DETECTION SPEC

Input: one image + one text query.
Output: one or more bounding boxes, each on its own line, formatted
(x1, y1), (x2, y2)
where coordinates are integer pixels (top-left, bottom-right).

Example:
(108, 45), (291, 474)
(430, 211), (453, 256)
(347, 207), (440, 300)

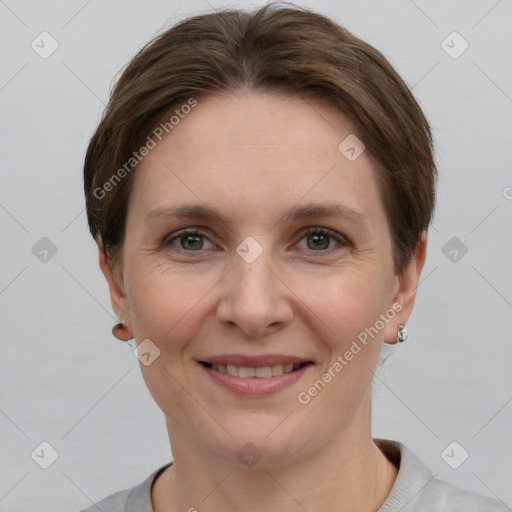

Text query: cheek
(139, 361), (211, 443)
(294, 264), (391, 348)
(124, 254), (392, 442)
(293, 270), (388, 418)
(126, 252), (392, 357)
(123, 261), (208, 416)
(125, 259), (220, 343)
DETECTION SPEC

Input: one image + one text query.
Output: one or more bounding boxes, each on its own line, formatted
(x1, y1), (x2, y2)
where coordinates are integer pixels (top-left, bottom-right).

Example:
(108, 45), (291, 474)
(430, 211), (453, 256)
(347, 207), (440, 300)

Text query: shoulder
(78, 463), (172, 512)
(79, 486), (133, 512)
(376, 439), (509, 512)
(416, 477), (510, 511)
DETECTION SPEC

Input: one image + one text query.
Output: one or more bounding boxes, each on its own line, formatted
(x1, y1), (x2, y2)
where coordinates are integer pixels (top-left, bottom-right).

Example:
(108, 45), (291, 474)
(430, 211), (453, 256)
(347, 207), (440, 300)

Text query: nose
(215, 249), (294, 339)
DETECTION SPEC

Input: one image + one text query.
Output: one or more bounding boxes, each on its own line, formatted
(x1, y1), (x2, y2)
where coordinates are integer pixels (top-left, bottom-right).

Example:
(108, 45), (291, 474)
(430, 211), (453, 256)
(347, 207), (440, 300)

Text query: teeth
(208, 362), (306, 378)
(271, 364), (283, 377)
(255, 366), (272, 378)
(226, 364), (238, 376)
(238, 366), (255, 378)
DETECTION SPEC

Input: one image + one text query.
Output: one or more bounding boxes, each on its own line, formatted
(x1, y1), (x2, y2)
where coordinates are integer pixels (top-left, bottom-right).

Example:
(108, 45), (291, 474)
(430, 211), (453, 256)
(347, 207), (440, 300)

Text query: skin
(99, 91), (427, 512)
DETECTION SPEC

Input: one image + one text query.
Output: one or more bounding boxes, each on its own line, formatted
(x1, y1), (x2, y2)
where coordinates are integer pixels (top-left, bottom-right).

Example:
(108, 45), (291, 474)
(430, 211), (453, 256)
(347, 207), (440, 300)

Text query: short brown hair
(84, 2), (436, 275)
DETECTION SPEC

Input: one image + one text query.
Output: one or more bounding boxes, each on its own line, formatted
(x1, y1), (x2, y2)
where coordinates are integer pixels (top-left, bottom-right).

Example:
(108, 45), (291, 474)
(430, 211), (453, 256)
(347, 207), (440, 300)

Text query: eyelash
(162, 227), (350, 255)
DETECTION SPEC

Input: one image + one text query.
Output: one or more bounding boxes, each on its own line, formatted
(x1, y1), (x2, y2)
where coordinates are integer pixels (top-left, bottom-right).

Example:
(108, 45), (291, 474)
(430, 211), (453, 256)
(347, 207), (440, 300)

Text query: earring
(397, 323), (408, 343)
(112, 321), (133, 342)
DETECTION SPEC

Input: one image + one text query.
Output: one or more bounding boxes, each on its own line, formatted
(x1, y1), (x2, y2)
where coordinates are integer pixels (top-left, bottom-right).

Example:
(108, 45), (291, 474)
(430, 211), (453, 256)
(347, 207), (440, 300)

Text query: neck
(152, 400), (398, 512)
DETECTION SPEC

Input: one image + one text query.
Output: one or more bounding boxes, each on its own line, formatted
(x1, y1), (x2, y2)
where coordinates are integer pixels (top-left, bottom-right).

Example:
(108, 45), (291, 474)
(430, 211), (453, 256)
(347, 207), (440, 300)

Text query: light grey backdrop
(1, 0), (511, 510)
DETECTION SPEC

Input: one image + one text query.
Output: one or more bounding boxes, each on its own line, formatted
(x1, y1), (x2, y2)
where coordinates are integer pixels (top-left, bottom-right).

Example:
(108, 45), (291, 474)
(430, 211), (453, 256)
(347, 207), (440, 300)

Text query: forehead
(127, 92), (386, 228)
(161, 92), (355, 162)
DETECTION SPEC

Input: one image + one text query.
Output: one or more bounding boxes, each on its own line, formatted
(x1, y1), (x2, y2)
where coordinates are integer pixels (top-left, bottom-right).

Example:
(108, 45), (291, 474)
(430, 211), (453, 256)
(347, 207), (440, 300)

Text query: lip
(197, 355), (313, 397)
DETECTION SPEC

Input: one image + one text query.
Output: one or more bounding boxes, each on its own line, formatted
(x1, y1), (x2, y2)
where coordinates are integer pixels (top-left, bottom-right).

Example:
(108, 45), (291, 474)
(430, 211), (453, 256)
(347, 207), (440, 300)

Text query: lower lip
(200, 364), (311, 397)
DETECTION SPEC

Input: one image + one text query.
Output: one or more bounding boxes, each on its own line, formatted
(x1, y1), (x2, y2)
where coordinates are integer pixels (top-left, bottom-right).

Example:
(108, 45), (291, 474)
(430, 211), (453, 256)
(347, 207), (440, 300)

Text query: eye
(163, 229), (215, 252)
(163, 227), (349, 254)
(294, 227), (349, 252)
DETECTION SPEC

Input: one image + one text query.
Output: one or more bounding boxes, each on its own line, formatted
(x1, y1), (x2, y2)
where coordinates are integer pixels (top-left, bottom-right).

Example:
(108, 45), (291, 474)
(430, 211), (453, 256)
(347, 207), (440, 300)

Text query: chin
(196, 412), (318, 470)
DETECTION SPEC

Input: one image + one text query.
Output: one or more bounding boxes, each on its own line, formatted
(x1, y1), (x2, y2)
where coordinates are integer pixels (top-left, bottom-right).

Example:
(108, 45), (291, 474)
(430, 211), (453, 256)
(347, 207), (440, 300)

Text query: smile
(198, 357), (314, 396)
(200, 362), (310, 378)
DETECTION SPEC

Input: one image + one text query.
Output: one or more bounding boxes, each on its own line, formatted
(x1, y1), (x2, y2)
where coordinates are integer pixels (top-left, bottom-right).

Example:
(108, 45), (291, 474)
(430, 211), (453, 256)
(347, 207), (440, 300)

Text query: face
(101, 92), (423, 468)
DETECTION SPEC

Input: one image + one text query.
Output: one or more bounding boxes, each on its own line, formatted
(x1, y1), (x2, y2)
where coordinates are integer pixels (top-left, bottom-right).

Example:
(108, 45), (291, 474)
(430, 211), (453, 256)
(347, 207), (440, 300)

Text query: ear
(383, 231), (427, 344)
(97, 241), (133, 337)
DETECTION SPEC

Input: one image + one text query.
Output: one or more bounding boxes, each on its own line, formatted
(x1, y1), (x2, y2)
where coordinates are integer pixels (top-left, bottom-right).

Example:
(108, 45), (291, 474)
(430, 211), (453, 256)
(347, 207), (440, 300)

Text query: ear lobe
(383, 231), (428, 344)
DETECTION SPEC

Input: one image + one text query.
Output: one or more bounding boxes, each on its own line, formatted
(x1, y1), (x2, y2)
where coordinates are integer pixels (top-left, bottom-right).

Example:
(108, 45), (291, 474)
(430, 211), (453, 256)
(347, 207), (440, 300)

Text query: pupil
(182, 235), (203, 250)
(309, 233), (329, 250)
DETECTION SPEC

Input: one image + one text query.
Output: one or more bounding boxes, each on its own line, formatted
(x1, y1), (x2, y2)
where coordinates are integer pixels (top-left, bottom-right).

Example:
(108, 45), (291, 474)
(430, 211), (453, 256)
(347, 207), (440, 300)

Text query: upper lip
(199, 354), (313, 367)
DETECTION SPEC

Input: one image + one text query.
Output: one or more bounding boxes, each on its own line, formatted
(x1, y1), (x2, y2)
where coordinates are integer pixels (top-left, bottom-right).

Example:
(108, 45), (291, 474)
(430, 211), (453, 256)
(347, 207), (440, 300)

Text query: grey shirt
(79, 439), (509, 511)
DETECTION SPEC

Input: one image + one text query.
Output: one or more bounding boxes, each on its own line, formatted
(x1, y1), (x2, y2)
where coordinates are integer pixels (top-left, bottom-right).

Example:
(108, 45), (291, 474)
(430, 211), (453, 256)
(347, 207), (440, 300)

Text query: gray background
(0, 0), (511, 510)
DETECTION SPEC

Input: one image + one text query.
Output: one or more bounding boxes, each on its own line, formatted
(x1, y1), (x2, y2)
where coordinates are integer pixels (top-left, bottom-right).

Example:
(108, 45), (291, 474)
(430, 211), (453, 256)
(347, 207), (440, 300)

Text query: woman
(81, 3), (508, 511)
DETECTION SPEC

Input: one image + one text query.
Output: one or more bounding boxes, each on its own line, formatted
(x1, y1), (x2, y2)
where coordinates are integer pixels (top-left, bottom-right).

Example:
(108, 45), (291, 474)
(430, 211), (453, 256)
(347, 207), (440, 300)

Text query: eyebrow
(144, 203), (368, 227)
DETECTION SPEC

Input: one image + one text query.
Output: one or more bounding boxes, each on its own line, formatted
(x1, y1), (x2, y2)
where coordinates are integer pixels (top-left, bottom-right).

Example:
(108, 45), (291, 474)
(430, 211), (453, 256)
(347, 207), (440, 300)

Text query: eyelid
(162, 226), (350, 252)
(162, 227), (216, 249)
(295, 226), (350, 248)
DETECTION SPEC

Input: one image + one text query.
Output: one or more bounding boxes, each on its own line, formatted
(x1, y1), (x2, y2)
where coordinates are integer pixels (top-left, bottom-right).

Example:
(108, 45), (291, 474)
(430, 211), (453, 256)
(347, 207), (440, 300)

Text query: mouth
(197, 356), (314, 396)
(199, 361), (312, 378)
